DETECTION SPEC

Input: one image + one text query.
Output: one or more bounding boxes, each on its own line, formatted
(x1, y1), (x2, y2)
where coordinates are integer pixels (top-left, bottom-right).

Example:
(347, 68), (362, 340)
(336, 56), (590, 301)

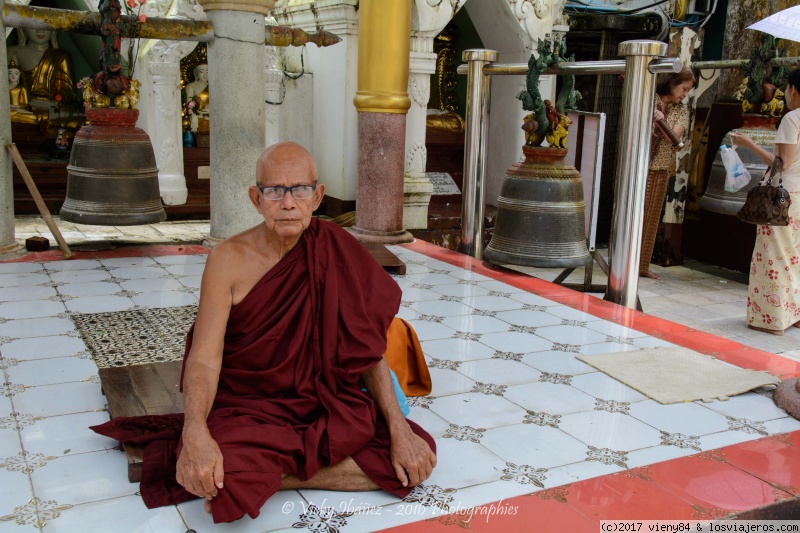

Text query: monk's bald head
(256, 142), (318, 186)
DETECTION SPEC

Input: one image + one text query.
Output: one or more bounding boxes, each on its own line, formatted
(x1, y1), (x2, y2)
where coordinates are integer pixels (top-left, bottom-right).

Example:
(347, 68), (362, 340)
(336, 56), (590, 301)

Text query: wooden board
(99, 362), (183, 483)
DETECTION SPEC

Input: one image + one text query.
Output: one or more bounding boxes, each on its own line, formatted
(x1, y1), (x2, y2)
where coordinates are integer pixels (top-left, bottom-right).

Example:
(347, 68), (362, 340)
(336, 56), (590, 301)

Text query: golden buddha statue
(7, 28), (75, 121)
(8, 59), (38, 124)
(426, 21), (464, 134)
(184, 63), (209, 133)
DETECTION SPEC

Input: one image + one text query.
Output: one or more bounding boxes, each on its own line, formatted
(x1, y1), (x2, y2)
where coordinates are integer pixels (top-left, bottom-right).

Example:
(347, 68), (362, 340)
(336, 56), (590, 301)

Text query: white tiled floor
(1, 242), (799, 532)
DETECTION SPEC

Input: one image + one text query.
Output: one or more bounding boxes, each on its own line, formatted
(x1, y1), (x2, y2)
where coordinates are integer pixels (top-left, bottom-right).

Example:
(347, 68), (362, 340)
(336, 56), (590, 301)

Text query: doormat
(577, 347), (780, 404)
(72, 305), (197, 369)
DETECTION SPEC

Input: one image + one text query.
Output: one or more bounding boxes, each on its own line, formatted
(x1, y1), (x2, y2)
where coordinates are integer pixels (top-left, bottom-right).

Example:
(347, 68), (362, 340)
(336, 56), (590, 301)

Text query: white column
(264, 42), (281, 148)
(403, 35), (436, 230)
(137, 41), (199, 206)
(0, 12), (22, 257)
(200, 6), (268, 244)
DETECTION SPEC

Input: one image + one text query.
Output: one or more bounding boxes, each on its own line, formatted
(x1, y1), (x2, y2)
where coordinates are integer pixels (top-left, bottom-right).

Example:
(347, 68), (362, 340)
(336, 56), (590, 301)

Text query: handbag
(736, 156), (791, 226)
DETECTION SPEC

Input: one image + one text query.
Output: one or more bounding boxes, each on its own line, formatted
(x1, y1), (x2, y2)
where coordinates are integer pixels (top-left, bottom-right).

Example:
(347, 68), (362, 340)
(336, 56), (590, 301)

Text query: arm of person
(362, 358), (437, 487)
(730, 132), (775, 166)
(175, 246), (234, 500)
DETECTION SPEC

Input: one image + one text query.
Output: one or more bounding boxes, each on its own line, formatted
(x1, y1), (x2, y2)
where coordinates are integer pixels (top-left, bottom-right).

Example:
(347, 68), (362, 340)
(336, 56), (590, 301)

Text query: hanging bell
(699, 115), (777, 215)
(60, 108), (166, 226)
(484, 145), (591, 268)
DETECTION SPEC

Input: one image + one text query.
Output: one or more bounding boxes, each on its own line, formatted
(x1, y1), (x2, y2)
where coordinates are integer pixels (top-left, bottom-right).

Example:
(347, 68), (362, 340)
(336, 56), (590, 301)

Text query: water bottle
(720, 144), (751, 192)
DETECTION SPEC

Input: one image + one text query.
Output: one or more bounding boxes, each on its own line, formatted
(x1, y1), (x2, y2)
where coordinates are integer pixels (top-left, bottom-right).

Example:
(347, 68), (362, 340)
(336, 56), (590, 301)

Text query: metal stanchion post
(604, 40), (668, 309)
(460, 49), (498, 260)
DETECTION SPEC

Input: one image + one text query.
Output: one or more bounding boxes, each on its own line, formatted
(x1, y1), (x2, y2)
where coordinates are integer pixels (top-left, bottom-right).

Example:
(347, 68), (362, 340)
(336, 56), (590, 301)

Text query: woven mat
(72, 305), (197, 369)
(577, 347), (780, 404)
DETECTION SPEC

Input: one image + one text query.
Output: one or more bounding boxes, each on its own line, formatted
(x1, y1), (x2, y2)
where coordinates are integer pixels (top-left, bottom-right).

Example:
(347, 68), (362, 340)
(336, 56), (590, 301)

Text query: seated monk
(91, 142), (436, 524)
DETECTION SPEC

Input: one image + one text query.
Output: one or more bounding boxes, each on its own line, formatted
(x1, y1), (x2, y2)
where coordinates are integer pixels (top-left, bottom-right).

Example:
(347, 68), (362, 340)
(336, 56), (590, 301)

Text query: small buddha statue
(7, 28), (75, 121)
(8, 60), (38, 124)
(184, 63), (209, 133)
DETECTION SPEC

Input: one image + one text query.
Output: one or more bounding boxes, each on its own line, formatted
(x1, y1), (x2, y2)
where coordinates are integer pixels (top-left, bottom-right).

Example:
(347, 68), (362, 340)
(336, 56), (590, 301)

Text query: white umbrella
(747, 5), (800, 43)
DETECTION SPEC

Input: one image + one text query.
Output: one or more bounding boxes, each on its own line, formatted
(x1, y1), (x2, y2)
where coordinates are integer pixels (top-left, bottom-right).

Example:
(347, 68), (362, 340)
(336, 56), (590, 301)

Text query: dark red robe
(91, 218), (435, 523)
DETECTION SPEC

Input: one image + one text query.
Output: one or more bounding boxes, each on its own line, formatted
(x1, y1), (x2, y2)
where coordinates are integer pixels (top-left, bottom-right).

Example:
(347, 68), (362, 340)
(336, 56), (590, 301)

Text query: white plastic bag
(720, 143), (752, 192)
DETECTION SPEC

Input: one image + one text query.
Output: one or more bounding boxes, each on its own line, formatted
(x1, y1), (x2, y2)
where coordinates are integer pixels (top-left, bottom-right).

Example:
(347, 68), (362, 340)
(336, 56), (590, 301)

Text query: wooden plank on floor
(98, 367), (148, 483)
(128, 363), (182, 416)
(153, 361), (184, 412)
(363, 242), (406, 275)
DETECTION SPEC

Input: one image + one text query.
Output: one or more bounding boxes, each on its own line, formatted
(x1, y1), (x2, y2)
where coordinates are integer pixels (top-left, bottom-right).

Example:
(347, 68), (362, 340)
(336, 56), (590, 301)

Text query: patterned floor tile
(63, 296), (136, 315)
(6, 357), (99, 387)
(0, 300), (66, 320)
(11, 382), (105, 418)
(19, 411), (116, 458)
(423, 438), (506, 488)
(48, 270), (112, 285)
(0, 336), (87, 361)
(421, 337), (495, 362)
(428, 392), (526, 429)
(0, 318), (76, 339)
(40, 495), (184, 533)
(57, 282), (123, 298)
(521, 351), (597, 375)
(0, 273), (51, 289)
(478, 331), (552, 354)
(179, 489), (309, 533)
(481, 423), (589, 470)
(404, 320), (455, 342)
(494, 308), (565, 327)
(503, 381), (597, 416)
(558, 410), (664, 452)
(427, 368), (476, 397)
(30, 450), (138, 506)
(43, 260), (102, 272)
(456, 358), (542, 386)
(568, 372), (648, 402)
(534, 325), (609, 345)
(462, 295), (526, 313)
(0, 285), (57, 303)
(627, 400), (732, 436)
(99, 257), (160, 269)
(699, 392), (792, 422)
(441, 314), (510, 335)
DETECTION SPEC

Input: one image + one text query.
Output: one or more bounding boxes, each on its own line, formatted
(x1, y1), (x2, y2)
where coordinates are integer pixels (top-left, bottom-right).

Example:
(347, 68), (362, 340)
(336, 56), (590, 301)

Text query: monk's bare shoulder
(204, 225), (276, 306)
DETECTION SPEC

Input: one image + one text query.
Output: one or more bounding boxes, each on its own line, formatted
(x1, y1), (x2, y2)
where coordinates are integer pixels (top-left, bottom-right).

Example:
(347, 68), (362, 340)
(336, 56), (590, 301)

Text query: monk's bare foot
(640, 271), (661, 280)
(204, 498), (212, 513)
(748, 324), (784, 336)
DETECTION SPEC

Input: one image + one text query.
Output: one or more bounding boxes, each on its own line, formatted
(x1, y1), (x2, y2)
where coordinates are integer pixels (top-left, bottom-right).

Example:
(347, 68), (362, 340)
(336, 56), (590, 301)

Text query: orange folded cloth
(384, 317), (432, 396)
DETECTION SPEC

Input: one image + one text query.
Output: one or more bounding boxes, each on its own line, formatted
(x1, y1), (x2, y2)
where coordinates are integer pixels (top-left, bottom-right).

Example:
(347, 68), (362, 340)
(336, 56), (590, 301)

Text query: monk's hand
(176, 425), (225, 500)
(390, 424), (437, 488)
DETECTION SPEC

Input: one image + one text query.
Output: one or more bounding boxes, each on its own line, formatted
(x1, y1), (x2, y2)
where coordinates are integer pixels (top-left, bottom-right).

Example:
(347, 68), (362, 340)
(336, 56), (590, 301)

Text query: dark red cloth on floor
(91, 219), (435, 523)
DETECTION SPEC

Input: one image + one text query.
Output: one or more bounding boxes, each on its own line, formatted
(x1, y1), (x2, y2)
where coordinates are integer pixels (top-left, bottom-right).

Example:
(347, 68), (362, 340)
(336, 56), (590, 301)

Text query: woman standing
(640, 68), (696, 279)
(732, 68), (800, 335)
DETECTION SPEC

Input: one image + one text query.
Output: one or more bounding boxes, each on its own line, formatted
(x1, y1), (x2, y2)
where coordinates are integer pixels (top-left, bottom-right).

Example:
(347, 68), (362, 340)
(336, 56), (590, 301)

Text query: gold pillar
(353, 0), (411, 114)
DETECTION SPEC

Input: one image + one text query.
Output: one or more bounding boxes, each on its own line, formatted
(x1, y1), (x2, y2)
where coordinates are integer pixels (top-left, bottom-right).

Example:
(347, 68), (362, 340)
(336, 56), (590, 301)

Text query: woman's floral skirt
(747, 191), (800, 331)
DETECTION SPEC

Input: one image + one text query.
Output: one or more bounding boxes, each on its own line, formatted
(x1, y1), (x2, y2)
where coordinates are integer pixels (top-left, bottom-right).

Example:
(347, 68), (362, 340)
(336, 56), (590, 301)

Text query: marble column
(197, 0), (272, 246)
(403, 35), (435, 230)
(349, 0), (413, 244)
(138, 41), (199, 206)
(0, 14), (23, 258)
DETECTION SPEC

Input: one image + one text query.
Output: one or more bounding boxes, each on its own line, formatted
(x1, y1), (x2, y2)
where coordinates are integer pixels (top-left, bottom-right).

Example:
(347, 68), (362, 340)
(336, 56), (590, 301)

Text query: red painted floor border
(402, 240), (800, 380)
(379, 430), (800, 533)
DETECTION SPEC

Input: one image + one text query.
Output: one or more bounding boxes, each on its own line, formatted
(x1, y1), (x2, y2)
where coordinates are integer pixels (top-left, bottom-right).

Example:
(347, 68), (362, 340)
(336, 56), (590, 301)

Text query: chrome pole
(460, 49), (498, 260)
(604, 40), (668, 309)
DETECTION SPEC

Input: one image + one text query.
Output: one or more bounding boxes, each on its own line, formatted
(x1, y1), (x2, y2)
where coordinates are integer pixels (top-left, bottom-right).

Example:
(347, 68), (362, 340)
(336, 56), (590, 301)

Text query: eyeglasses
(256, 184), (317, 201)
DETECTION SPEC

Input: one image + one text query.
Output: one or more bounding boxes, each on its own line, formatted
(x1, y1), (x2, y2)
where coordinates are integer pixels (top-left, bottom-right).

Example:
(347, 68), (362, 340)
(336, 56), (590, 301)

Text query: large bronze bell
(60, 108), (166, 226)
(484, 145), (591, 268)
(699, 115), (777, 216)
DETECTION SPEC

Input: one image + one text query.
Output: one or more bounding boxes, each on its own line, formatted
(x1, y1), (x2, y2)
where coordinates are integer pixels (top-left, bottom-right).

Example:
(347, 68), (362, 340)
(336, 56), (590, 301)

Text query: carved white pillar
(403, 35), (436, 230)
(264, 40), (281, 148)
(137, 41), (199, 205)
